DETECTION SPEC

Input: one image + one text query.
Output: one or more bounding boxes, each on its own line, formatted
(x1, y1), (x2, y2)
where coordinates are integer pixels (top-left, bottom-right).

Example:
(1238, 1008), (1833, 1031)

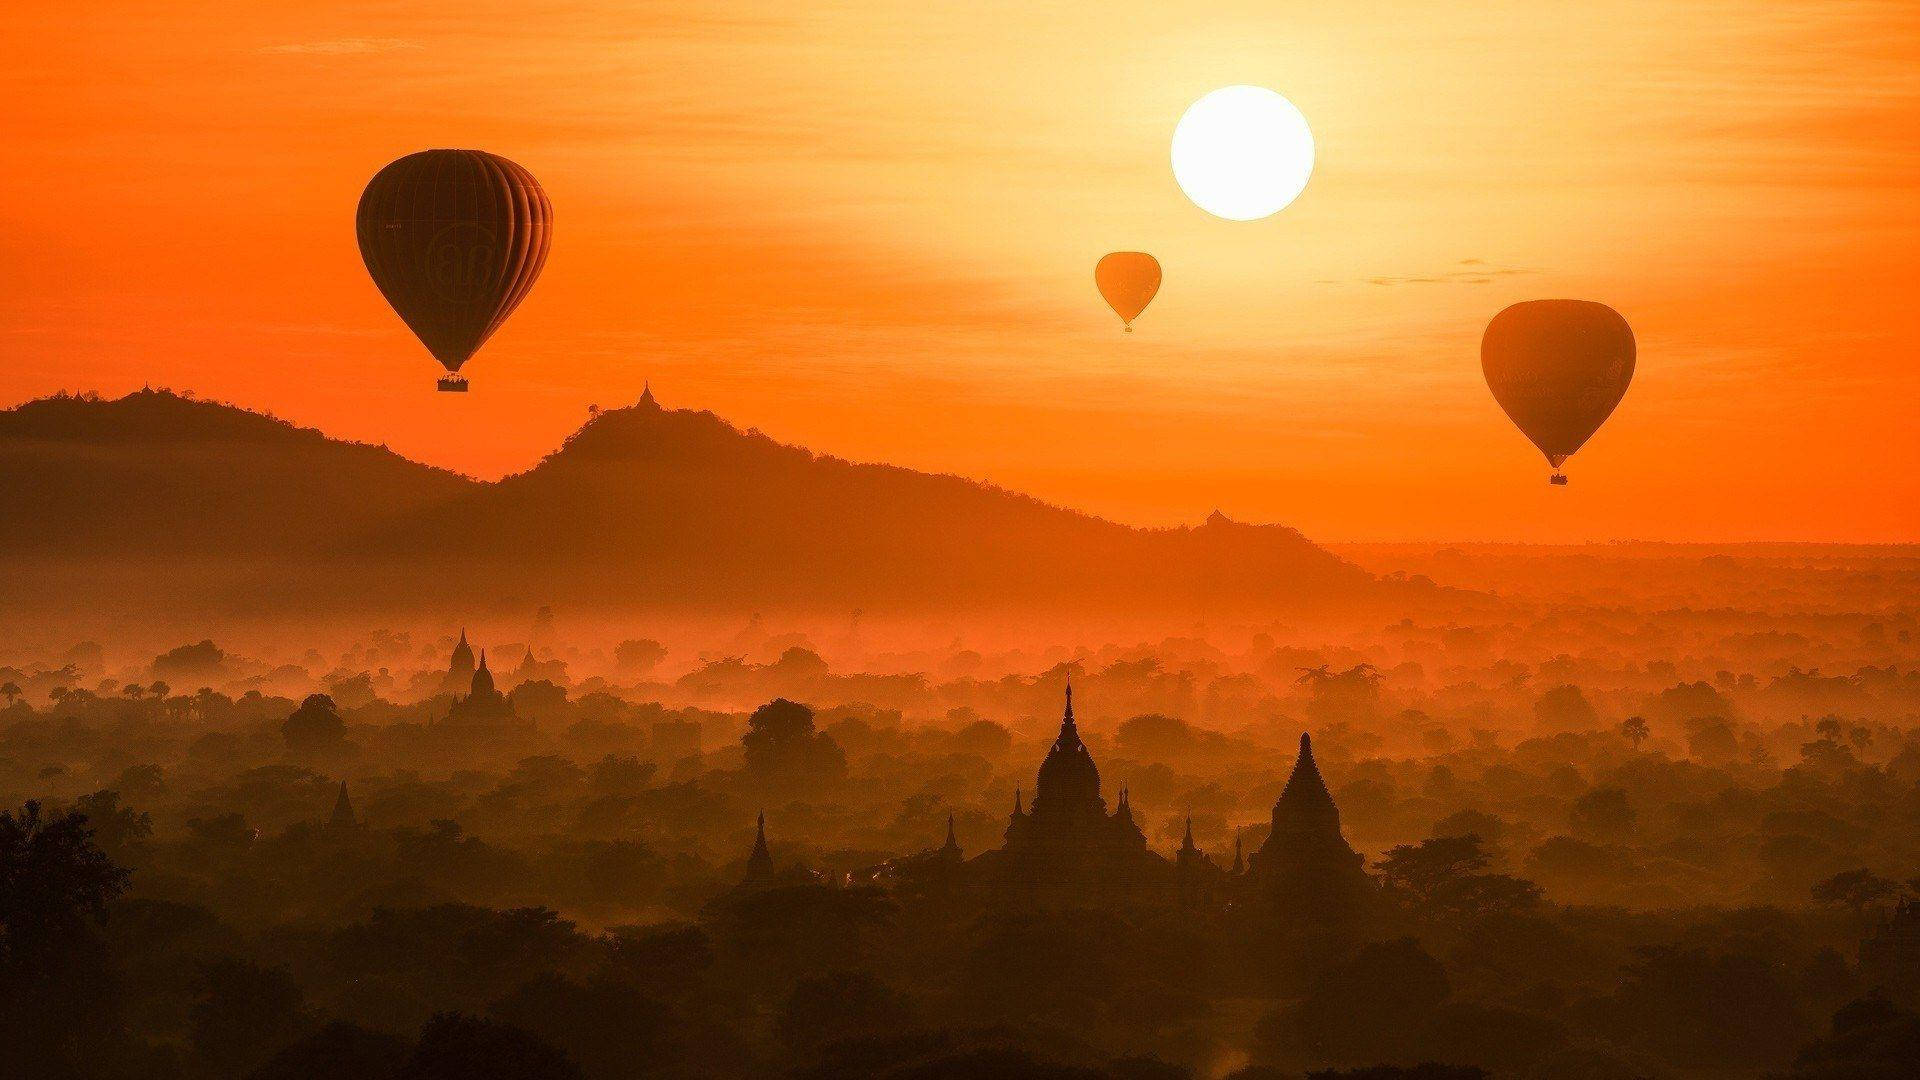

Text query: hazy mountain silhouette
(0, 389), (469, 559)
(1, 389), (1371, 617)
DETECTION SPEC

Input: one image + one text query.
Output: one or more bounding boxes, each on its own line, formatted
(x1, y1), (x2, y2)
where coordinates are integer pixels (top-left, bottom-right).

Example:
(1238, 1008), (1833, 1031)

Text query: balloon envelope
(356, 149), (552, 383)
(1481, 300), (1634, 472)
(1095, 252), (1161, 330)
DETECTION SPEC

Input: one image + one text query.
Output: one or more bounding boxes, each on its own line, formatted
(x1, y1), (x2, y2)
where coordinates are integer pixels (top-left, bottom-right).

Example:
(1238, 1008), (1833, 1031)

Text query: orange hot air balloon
(1095, 252), (1161, 332)
(356, 150), (553, 392)
(1482, 300), (1635, 485)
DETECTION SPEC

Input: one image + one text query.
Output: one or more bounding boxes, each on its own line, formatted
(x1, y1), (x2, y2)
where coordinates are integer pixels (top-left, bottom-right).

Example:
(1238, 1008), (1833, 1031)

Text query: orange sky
(4, 1), (1917, 542)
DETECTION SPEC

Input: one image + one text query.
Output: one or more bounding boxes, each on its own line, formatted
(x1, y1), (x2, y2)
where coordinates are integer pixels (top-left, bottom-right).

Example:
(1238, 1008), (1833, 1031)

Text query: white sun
(1171, 85), (1315, 221)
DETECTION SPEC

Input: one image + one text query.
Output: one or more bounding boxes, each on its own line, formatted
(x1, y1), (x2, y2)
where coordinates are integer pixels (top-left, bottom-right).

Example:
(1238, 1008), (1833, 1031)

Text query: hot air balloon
(1095, 252), (1161, 332)
(356, 150), (552, 392)
(1481, 300), (1634, 485)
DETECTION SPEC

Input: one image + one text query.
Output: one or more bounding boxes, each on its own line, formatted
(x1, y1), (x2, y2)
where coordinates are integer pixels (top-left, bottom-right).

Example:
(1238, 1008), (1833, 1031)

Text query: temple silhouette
(440, 628), (476, 694)
(438, 638), (527, 730)
(1251, 730), (1374, 922)
(968, 684), (1164, 902)
(743, 685), (1374, 919)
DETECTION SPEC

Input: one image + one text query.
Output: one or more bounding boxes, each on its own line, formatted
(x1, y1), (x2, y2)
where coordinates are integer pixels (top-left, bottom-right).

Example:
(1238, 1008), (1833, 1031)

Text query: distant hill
(0, 389), (471, 560)
(1, 388), (1372, 618)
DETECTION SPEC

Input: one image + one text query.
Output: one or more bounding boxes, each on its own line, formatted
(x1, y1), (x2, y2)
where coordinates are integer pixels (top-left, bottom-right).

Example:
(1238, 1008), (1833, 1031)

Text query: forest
(3, 545), (1917, 1079)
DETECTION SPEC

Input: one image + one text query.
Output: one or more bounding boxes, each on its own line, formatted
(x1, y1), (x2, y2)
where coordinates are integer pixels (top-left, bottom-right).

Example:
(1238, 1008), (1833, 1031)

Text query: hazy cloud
(260, 38), (422, 56)
(1317, 260), (1539, 287)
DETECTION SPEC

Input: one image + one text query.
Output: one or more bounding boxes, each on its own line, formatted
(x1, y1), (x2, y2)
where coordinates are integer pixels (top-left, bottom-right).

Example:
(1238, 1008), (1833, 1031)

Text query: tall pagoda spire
(743, 811), (774, 885)
(1180, 816), (1198, 855)
(1054, 681), (1081, 750)
(329, 780), (356, 828)
(941, 813), (961, 857)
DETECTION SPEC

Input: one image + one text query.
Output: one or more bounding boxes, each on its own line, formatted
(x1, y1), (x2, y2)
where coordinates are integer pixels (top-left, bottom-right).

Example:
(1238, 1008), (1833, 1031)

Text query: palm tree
(0, 681), (19, 706)
(1619, 715), (1650, 750)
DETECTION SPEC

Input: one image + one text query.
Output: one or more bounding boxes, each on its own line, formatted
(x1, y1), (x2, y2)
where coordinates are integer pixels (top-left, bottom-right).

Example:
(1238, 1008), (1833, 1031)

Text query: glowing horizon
(3, 1), (1916, 543)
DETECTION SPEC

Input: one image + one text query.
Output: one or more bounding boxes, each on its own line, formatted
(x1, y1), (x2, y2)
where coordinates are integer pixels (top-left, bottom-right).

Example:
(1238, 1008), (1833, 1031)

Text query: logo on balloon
(426, 223), (500, 303)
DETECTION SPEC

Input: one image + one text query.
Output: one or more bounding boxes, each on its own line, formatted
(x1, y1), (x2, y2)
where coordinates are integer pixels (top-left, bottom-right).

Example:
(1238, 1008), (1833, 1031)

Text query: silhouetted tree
(777, 971), (918, 1058)
(1568, 788), (1635, 840)
(1532, 685), (1597, 733)
(509, 679), (568, 724)
(489, 973), (679, 1078)
(0, 800), (133, 1075)
(405, 1012), (582, 1080)
(191, 958), (313, 1074)
(1783, 996), (1920, 1080)
(282, 693), (346, 752)
(1263, 938), (1451, 1067)
(1685, 716), (1740, 764)
(1587, 946), (1806, 1070)
(1375, 835), (1541, 921)
(71, 790), (152, 860)
(1305, 1060), (1482, 1068)
(247, 1021), (410, 1080)
(742, 698), (846, 783)
(614, 638), (668, 676)
(1617, 715), (1650, 750)
(1812, 869), (1900, 918)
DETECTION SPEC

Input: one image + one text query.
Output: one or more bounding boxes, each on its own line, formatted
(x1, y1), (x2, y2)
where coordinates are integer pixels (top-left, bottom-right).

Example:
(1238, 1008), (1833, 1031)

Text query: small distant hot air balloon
(356, 149), (553, 392)
(1095, 252), (1161, 332)
(1481, 300), (1635, 485)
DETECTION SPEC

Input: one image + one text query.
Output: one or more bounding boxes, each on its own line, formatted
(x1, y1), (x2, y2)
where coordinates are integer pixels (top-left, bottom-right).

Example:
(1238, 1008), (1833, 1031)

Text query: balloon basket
(437, 375), (469, 393)
(1549, 473), (1568, 486)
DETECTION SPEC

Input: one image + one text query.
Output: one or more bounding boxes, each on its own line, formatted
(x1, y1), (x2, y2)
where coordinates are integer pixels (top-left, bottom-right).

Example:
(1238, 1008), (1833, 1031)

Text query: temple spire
(1279, 731), (1335, 812)
(1181, 816), (1198, 854)
(743, 811), (773, 885)
(1053, 682), (1082, 752)
(329, 780), (356, 828)
(1231, 832), (1245, 874)
(941, 813), (961, 854)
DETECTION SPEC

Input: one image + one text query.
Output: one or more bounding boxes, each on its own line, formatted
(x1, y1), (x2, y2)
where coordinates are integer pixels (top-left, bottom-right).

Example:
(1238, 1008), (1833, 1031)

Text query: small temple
(327, 780), (357, 828)
(443, 646), (524, 729)
(1250, 732), (1373, 922)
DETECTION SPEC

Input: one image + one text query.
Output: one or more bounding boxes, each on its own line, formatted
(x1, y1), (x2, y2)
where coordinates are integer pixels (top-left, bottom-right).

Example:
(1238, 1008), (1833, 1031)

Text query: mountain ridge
(2, 388), (1372, 617)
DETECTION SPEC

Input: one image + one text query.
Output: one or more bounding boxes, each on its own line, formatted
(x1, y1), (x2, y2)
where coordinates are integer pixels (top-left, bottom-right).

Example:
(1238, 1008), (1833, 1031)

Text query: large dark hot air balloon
(1095, 252), (1161, 332)
(1482, 300), (1634, 485)
(356, 150), (552, 392)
